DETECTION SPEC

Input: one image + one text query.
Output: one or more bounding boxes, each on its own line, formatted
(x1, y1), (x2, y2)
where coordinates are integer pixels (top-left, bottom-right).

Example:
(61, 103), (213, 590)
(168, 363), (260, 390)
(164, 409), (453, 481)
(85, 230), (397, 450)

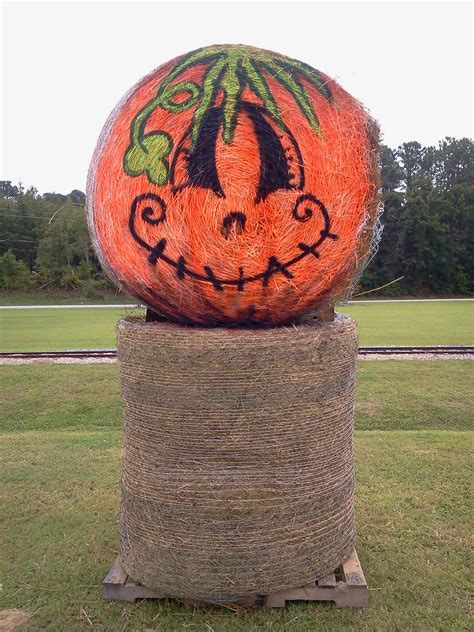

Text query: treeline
(0, 136), (472, 296)
(0, 184), (109, 297)
(360, 137), (473, 295)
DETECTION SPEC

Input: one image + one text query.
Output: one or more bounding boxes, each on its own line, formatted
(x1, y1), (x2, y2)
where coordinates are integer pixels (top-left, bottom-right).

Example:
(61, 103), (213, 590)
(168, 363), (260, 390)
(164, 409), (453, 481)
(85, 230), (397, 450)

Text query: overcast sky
(1, 0), (472, 194)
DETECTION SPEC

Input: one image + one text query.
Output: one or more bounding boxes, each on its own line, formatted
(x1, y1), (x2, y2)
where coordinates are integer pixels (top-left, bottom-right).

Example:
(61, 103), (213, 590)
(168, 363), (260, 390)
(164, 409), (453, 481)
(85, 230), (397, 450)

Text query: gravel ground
(0, 357), (118, 365)
(358, 353), (473, 361)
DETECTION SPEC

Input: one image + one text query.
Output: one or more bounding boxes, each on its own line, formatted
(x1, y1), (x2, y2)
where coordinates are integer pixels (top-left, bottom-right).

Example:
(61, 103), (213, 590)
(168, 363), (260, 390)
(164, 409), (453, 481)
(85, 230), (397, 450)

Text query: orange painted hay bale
(87, 44), (381, 325)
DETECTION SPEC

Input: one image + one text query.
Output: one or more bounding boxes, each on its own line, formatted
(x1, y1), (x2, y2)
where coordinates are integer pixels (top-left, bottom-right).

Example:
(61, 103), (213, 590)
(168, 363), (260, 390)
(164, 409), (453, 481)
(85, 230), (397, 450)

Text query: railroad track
(1, 346), (473, 360)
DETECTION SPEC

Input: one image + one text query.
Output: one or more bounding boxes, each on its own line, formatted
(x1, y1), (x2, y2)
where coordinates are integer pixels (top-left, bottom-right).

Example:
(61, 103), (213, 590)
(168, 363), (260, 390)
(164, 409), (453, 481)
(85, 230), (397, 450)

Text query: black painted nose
(221, 212), (247, 239)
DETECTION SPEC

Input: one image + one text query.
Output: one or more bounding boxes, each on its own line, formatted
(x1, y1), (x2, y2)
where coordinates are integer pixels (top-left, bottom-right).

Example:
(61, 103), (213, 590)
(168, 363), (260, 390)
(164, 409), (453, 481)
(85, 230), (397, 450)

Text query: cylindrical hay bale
(118, 314), (357, 600)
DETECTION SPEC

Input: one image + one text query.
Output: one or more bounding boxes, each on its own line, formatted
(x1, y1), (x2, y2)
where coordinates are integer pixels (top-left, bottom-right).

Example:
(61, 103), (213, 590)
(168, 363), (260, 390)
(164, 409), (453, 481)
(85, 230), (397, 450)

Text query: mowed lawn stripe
(1, 301), (473, 351)
(1, 361), (472, 433)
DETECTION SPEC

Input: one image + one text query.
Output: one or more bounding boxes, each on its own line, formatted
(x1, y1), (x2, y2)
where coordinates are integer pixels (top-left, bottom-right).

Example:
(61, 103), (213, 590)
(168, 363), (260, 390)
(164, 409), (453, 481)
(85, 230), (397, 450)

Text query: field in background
(1, 360), (471, 630)
(1, 300), (473, 351)
(0, 306), (141, 352)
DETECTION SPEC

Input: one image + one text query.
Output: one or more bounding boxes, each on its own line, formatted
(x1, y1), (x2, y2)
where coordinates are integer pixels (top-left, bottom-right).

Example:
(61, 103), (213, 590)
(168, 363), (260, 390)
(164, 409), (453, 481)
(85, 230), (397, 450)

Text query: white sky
(1, 0), (472, 194)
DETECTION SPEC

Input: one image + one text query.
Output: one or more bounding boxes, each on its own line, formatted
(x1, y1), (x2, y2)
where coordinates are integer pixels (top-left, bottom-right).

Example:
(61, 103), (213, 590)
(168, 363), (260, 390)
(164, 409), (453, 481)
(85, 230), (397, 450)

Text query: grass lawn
(0, 306), (145, 352)
(0, 289), (136, 306)
(1, 301), (473, 351)
(342, 300), (474, 346)
(0, 361), (472, 630)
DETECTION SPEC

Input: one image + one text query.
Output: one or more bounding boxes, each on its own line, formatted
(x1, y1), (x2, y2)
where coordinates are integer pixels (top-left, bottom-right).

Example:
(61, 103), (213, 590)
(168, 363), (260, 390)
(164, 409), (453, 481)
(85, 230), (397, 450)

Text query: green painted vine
(123, 45), (333, 185)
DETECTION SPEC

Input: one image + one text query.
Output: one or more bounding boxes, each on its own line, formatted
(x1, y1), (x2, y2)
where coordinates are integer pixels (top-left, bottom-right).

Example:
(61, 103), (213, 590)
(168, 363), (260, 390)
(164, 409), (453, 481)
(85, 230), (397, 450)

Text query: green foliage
(360, 136), (473, 295)
(0, 182), (112, 292)
(0, 249), (33, 290)
(36, 201), (95, 289)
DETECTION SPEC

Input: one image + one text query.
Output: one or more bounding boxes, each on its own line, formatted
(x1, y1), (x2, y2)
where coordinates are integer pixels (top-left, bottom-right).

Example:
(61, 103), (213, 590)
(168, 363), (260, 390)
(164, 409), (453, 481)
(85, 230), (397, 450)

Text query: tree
(360, 137), (473, 295)
(0, 183), (53, 270)
(36, 200), (95, 288)
(0, 249), (33, 290)
(0, 181), (20, 198)
(397, 141), (424, 188)
(69, 190), (86, 205)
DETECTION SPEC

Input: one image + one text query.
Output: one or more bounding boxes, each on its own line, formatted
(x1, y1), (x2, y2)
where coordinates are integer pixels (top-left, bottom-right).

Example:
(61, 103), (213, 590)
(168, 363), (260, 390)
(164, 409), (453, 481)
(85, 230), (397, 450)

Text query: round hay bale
(118, 314), (357, 600)
(88, 44), (381, 326)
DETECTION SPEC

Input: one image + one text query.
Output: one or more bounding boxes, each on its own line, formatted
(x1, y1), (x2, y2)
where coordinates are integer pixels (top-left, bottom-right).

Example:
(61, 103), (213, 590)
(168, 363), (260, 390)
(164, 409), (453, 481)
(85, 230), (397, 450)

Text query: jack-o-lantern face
(88, 45), (380, 325)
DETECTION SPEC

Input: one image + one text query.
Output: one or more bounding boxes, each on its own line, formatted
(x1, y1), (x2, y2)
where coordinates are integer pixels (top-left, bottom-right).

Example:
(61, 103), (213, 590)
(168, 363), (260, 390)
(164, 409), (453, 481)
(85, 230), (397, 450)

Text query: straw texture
(118, 314), (358, 600)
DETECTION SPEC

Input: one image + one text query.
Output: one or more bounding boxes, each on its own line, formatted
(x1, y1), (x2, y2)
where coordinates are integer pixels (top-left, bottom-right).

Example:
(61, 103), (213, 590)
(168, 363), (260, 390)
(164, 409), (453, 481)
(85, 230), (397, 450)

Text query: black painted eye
(170, 100), (305, 203)
(187, 107), (225, 197)
(170, 107), (225, 197)
(242, 102), (304, 203)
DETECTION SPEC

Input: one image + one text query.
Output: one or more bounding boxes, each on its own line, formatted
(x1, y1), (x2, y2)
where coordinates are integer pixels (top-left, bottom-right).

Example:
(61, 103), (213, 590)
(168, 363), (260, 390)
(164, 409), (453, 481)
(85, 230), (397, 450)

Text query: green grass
(0, 429), (471, 631)
(0, 362), (471, 630)
(342, 300), (473, 345)
(0, 301), (473, 351)
(0, 306), (145, 352)
(356, 360), (474, 431)
(0, 289), (136, 306)
(1, 362), (472, 433)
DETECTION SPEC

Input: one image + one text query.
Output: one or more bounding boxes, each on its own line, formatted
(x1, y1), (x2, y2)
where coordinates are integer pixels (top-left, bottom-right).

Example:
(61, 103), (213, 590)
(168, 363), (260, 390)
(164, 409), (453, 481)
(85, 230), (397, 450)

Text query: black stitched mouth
(129, 193), (338, 292)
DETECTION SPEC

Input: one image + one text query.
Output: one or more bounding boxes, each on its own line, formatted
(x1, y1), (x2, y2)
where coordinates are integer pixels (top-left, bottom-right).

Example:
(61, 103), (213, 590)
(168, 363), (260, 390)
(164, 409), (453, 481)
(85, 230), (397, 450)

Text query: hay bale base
(103, 549), (368, 608)
(118, 315), (358, 599)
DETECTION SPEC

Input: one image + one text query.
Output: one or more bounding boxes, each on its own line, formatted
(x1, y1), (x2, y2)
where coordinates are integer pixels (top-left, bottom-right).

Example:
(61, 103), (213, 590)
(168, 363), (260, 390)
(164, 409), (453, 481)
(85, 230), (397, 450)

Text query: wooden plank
(103, 558), (167, 602)
(334, 550), (369, 607)
(317, 572), (336, 587)
(342, 549), (367, 586)
(333, 583), (369, 608)
(103, 549), (369, 608)
(264, 584), (332, 608)
(264, 552), (369, 609)
(103, 557), (127, 586)
(264, 592), (290, 608)
(264, 582), (369, 609)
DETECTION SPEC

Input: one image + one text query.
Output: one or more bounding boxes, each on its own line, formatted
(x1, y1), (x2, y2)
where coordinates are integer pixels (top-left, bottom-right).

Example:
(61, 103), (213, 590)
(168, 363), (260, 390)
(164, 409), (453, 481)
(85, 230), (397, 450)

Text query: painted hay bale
(88, 44), (380, 325)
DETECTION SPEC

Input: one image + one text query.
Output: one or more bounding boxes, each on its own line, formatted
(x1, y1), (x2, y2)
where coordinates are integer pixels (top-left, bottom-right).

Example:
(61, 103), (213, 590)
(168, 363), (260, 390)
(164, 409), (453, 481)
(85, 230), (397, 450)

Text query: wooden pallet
(103, 549), (368, 608)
